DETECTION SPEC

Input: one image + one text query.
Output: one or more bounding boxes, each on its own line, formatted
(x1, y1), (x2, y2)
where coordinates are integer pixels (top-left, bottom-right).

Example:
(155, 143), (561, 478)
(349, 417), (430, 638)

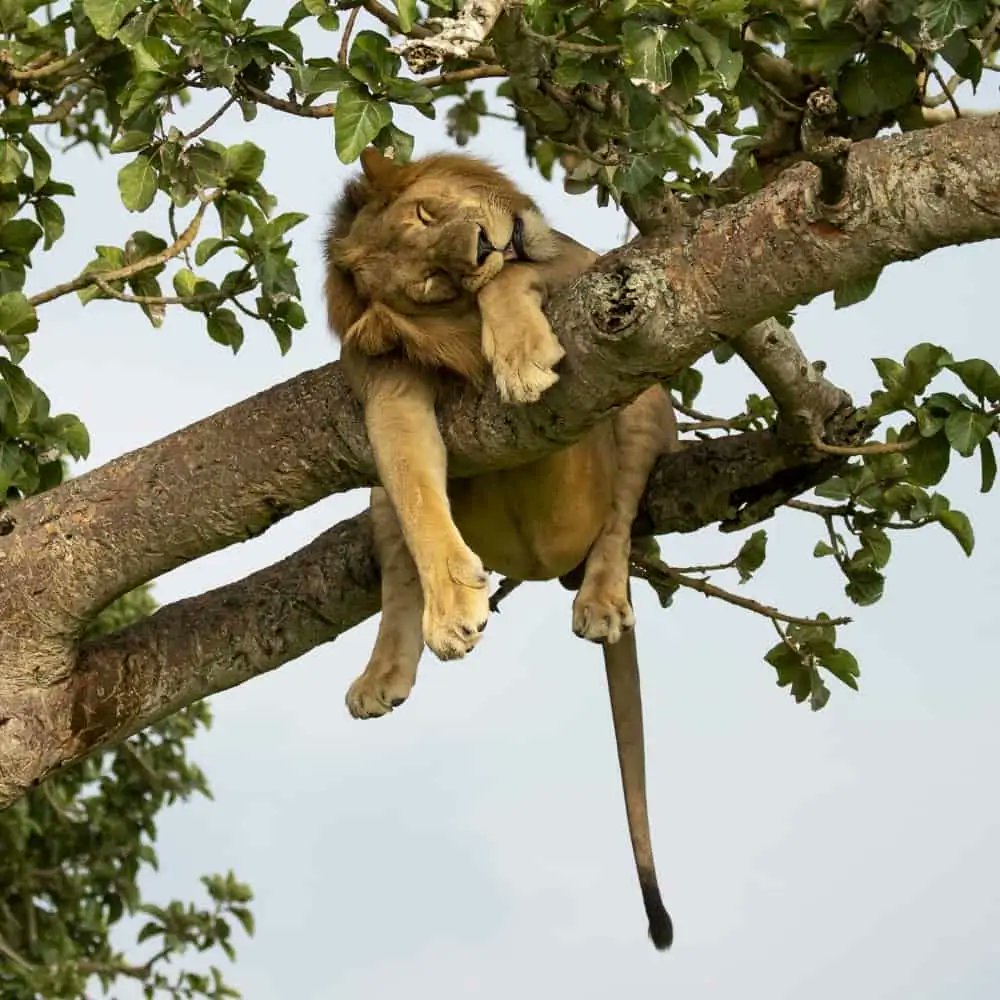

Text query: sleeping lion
(325, 148), (676, 950)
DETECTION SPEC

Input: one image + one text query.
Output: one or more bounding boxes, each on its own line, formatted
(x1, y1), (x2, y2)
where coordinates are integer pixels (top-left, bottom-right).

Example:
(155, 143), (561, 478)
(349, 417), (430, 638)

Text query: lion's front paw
(483, 312), (565, 405)
(461, 252), (504, 293)
(345, 661), (416, 719)
(572, 579), (635, 645)
(422, 555), (490, 660)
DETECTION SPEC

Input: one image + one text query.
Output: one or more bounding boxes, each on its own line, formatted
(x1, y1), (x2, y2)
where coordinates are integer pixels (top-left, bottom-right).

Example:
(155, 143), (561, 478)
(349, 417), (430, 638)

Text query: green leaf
(0, 357), (35, 422)
(819, 0), (854, 27)
(207, 308), (244, 352)
(334, 87), (392, 163)
(947, 359), (1000, 402)
(21, 134), (51, 192)
(0, 292), (37, 337)
(906, 430), (950, 486)
(374, 123), (414, 163)
(117, 154), (158, 212)
(223, 142), (266, 184)
(838, 44), (916, 116)
(916, 0), (987, 40)
(0, 139), (26, 184)
(944, 407), (993, 457)
(979, 438), (996, 493)
(51, 414), (91, 460)
(844, 567), (884, 606)
(735, 530), (767, 583)
(0, 440), (21, 495)
(395, 0), (418, 32)
(34, 198), (66, 250)
(940, 29), (984, 86)
(818, 647), (860, 690)
(937, 508), (974, 555)
(622, 23), (686, 92)
(195, 238), (230, 266)
(813, 541), (835, 558)
(834, 270), (880, 309)
(349, 31), (401, 88)
(83, 0), (143, 39)
(0, 219), (42, 256)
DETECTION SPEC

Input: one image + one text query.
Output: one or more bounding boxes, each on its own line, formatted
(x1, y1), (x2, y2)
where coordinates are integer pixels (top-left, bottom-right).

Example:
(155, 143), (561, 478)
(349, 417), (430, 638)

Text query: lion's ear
(345, 303), (400, 356)
(360, 147), (403, 192)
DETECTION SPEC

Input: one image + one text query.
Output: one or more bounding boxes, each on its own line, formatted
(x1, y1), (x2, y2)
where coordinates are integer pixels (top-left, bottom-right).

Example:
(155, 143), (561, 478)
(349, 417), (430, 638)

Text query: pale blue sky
(21, 4), (1000, 997)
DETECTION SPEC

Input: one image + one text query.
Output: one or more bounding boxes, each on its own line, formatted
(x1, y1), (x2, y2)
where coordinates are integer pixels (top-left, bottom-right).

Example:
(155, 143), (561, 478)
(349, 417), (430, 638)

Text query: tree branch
(3, 113), (1000, 806)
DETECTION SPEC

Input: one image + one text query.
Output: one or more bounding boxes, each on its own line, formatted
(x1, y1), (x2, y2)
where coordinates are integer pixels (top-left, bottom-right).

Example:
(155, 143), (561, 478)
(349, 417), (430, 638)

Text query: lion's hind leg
(573, 387), (676, 643)
(346, 487), (425, 719)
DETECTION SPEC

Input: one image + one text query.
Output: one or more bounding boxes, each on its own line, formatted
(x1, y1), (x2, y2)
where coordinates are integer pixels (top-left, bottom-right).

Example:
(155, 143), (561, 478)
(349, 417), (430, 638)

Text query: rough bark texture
(1, 114), (999, 806)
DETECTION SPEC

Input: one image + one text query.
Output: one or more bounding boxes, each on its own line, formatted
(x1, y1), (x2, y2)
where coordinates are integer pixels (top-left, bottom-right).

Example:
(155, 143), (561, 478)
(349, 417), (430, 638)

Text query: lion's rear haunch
(640, 870), (673, 950)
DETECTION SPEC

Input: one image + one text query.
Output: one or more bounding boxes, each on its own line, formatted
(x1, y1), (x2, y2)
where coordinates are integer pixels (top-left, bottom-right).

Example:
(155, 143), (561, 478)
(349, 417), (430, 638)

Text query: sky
(19, 5), (1000, 997)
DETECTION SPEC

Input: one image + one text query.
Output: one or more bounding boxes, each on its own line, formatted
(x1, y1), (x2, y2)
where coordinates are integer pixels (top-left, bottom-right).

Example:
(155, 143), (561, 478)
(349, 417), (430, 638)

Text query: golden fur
(325, 148), (675, 949)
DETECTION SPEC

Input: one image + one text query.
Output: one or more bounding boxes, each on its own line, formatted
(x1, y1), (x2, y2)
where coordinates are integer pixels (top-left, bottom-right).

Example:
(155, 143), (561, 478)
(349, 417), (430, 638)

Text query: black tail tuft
(641, 877), (673, 950)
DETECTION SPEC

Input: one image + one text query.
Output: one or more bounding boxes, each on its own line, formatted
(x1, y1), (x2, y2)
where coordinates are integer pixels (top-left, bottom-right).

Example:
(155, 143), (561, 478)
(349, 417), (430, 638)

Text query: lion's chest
(448, 426), (616, 580)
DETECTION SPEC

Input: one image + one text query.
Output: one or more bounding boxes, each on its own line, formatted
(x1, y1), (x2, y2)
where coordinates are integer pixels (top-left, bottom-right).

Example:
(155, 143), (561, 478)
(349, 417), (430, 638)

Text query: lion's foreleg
(346, 487), (425, 718)
(573, 387), (677, 643)
(363, 367), (490, 661)
(477, 267), (565, 404)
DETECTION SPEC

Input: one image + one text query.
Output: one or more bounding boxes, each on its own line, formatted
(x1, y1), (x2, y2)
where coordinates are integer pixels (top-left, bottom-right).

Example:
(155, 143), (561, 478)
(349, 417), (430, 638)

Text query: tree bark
(1, 113), (999, 807)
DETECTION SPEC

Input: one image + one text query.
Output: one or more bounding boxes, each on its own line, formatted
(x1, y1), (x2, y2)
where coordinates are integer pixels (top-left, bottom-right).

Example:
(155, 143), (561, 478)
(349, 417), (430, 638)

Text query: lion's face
(330, 149), (554, 313)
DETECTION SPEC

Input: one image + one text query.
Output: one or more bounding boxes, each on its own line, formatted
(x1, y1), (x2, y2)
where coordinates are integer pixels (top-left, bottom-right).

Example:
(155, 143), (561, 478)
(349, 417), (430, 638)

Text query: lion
(324, 147), (676, 950)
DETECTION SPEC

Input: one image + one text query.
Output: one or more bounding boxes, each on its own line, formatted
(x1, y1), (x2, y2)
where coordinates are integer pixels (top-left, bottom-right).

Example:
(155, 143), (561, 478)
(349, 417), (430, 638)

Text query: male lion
(325, 148), (676, 949)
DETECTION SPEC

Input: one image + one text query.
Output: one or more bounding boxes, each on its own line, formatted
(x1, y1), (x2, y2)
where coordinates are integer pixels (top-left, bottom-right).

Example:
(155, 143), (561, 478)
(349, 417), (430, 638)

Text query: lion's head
(325, 148), (557, 344)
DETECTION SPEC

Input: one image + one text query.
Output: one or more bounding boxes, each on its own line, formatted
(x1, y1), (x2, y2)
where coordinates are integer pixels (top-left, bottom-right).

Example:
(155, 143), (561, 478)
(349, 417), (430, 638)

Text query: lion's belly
(448, 426), (616, 580)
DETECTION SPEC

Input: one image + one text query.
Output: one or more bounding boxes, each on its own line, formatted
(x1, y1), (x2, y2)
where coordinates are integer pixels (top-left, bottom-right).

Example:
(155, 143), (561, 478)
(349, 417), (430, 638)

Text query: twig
(239, 83), (336, 118)
(420, 64), (507, 88)
(631, 554), (852, 628)
(809, 433), (916, 456)
(92, 277), (240, 307)
(29, 195), (219, 308)
(339, 6), (362, 65)
(522, 24), (618, 55)
(183, 95), (237, 144)
(28, 83), (94, 125)
(5, 42), (108, 81)
(928, 64), (962, 119)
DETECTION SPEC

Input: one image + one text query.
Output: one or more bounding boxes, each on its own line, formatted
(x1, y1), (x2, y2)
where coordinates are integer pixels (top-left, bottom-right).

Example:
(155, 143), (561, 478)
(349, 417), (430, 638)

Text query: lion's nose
(476, 227), (494, 266)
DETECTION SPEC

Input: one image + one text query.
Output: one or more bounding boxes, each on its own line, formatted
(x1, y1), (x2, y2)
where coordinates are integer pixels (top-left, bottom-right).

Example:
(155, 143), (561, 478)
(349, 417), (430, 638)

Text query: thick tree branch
(2, 113), (1000, 805)
(45, 428), (842, 784)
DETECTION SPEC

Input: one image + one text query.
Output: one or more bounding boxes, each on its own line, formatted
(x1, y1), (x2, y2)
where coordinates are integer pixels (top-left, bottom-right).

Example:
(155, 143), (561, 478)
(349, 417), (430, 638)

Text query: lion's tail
(602, 626), (673, 950)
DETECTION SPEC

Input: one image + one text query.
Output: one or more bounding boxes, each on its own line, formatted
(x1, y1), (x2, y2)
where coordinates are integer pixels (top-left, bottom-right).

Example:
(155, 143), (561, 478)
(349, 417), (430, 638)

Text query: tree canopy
(0, 0), (998, 993)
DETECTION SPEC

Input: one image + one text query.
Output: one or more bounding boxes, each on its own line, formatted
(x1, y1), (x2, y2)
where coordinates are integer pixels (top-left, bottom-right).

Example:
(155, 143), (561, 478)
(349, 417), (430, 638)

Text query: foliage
(0, 3), (995, 717)
(0, 582), (253, 999)
(0, 0), (995, 986)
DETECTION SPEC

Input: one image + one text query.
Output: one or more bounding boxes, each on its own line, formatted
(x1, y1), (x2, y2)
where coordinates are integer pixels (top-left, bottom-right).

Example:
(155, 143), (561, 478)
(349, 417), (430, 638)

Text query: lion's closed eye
(416, 202), (435, 225)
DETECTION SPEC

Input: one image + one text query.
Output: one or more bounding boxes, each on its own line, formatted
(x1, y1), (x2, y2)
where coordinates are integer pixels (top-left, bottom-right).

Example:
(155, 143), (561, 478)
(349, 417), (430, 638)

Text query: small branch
(631, 554), (852, 628)
(730, 318), (854, 443)
(182, 95), (236, 144)
(809, 433), (916, 456)
(522, 24), (618, 55)
(27, 83), (95, 125)
(29, 195), (219, 308)
(92, 276), (242, 308)
(420, 64), (507, 87)
(925, 66), (962, 116)
(239, 82), (336, 118)
(339, 6), (362, 65)
(4, 42), (108, 81)
(801, 87), (852, 206)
